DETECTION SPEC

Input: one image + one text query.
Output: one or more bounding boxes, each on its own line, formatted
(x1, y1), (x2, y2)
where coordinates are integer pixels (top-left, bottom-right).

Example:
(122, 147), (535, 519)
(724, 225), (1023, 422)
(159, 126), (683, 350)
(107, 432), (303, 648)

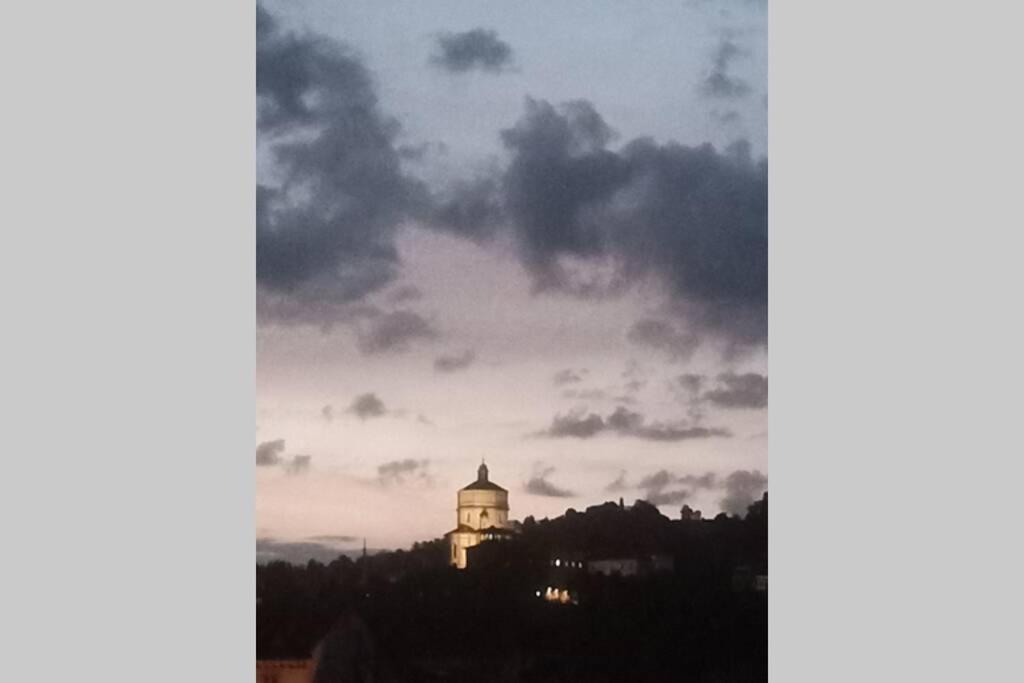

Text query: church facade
(446, 462), (512, 569)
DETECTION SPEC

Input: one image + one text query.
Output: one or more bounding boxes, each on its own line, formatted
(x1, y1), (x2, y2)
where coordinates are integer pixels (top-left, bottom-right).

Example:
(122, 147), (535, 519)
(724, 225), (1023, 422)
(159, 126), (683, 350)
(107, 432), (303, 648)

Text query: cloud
(605, 470), (628, 493)
(552, 368), (586, 386)
(377, 458), (430, 485)
(257, 12), (765, 350)
(700, 38), (752, 99)
(677, 374), (704, 395)
(355, 310), (437, 354)
(256, 440), (312, 474)
(678, 472), (717, 489)
(608, 407), (730, 442)
(540, 406), (730, 442)
(256, 439), (286, 466)
(719, 469), (767, 516)
(524, 467), (575, 498)
(637, 469), (718, 507)
(349, 393), (387, 419)
(431, 28), (513, 73)
(307, 535), (359, 544)
(434, 350), (476, 373)
(387, 285), (423, 304)
(256, 4), (427, 327)
(712, 109), (742, 124)
(321, 405), (333, 422)
(545, 411), (607, 439)
(627, 319), (701, 362)
(427, 176), (505, 242)
(256, 8), (765, 353)
(637, 469), (690, 506)
(703, 372), (768, 409)
(285, 454), (312, 475)
(441, 97), (767, 350)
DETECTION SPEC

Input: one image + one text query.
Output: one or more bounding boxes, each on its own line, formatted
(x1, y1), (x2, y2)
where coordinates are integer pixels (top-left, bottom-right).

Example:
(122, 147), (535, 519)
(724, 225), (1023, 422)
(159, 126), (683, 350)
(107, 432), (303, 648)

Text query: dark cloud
(545, 411), (607, 439)
(628, 319), (701, 362)
(355, 310), (437, 354)
(524, 467), (575, 498)
(387, 285), (423, 304)
(285, 454), (312, 475)
(441, 97), (767, 350)
(396, 141), (448, 162)
(307, 535), (359, 544)
(256, 8), (765, 352)
(540, 406), (730, 442)
(552, 368), (586, 386)
(637, 469), (690, 506)
(636, 469), (719, 507)
(677, 374), (705, 395)
(719, 469), (767, 516)
(700, 38), (752, 99)
(257, 11), (765, 349)
(256, 439), (286, 466)
(257, 439), (311, 474)
(605, 470), (628, 493)
(608, 407), (730, 442)
(427, 176), (505, 242)
(605, 406), (645, 432)
(349, 393), (387, 419)
(712, 109), (742, 124)
(678, 472), (717, 489)
(623, 370), (647, 393)
(703, 372), (768, 408)
(434, 350), (476, 373)
(638, 469), (674, 491)
(431, 28), (513, 73)
(256, 4), (427, 327)
(377, 458), (430, 485)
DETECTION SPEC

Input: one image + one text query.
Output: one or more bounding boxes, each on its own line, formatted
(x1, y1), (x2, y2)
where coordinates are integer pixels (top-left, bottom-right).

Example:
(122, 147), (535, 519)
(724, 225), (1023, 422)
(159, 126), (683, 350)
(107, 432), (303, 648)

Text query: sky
(256, 0), (767, 561)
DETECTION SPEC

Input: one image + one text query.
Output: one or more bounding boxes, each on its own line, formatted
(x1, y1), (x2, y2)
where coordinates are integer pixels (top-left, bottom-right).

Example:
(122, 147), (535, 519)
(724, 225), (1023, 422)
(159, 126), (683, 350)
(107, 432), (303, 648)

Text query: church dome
(460, 461), (507, 492)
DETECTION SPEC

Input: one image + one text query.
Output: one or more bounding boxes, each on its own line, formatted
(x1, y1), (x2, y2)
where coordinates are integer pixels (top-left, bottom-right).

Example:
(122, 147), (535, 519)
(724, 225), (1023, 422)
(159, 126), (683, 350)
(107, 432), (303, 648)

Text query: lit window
(555, 559), (560, 567)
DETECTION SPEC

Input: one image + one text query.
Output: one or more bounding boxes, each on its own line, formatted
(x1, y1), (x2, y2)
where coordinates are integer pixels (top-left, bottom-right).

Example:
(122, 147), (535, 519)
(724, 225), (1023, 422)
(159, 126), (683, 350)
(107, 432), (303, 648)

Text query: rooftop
(460, 462), (507, 492)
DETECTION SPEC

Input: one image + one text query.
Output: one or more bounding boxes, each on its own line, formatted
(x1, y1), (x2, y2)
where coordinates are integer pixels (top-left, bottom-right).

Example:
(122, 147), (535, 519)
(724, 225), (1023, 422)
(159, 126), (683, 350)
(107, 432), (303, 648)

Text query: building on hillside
(587, 554), (675, 578)
(446, 462), (513, 569)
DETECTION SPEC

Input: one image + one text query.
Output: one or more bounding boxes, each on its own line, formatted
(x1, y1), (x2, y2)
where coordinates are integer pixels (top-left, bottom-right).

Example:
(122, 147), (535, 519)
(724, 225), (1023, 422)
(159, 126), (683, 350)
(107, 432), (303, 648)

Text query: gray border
(2, 2), (254, 680)
(770, 1), (1022, 680)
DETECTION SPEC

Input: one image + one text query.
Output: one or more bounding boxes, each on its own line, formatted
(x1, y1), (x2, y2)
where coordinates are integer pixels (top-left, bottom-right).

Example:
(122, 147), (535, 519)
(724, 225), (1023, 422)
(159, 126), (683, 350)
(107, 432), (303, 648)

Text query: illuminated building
(445, 462), (513, 569)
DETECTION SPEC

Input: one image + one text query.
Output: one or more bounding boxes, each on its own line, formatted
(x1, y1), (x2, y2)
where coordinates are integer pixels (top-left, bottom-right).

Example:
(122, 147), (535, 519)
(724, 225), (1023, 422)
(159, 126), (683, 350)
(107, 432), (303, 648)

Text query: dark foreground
(258, 497), (768, 682)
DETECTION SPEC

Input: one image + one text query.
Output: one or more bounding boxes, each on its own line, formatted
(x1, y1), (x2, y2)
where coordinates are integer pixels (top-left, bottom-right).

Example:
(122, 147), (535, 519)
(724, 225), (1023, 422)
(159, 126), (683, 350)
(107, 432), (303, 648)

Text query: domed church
(446, 462), (513, 569)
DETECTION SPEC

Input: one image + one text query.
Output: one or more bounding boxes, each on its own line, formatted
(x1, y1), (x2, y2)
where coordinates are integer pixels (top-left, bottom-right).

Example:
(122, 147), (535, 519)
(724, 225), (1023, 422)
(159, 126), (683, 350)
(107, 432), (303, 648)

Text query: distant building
(445, 462), (513, 569)
(588, 558), (640, 577)
(588, 554), (675, 578)
(732, 565), (768, 592)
